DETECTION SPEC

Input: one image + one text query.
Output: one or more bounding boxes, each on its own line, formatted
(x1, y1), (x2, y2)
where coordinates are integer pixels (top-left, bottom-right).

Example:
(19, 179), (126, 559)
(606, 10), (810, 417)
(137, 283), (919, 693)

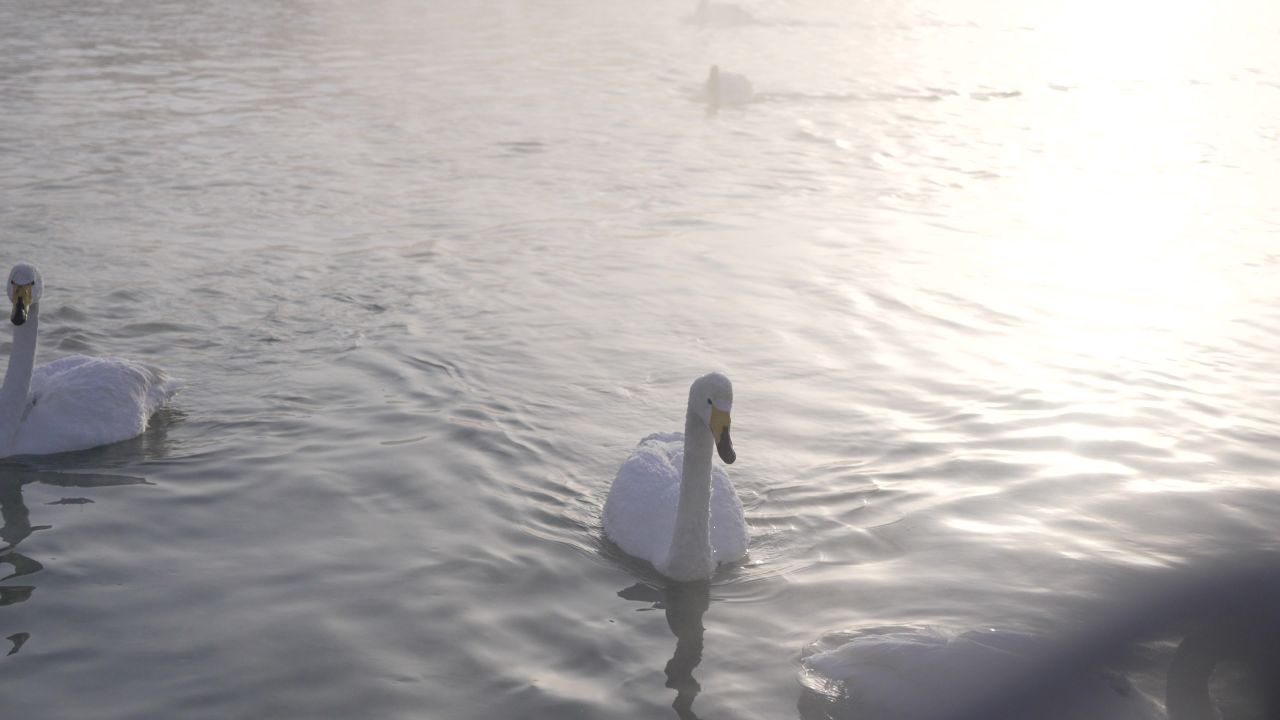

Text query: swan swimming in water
(706, 65), (755, 113)
(603, 372), (747, 581)
(689, 0), (757, 26)
(0, 262), (173, 458)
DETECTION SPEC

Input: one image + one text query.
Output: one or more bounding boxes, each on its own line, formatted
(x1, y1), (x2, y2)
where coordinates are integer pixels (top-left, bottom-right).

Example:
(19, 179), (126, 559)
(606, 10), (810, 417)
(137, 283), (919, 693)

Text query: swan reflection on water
(0, 465), (151, 655)
(618, 580), (712, 720)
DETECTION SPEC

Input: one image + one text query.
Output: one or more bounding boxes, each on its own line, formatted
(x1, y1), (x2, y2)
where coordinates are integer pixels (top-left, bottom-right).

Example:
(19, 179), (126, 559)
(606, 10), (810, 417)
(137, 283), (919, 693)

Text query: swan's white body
(0, 263), (173, 458)
(603, 374), (747, 581)
(690, 0), (756, 26)
(800, 626), (1163, 720)
(604, 432), (747, 572)
(706, 65), (754, 111)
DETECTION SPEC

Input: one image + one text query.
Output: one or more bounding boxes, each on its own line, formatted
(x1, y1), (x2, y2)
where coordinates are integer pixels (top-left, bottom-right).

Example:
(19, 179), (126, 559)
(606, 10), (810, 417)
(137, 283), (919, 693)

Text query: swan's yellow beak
(10, 282), (32, 326)
(710, 407), (734, 464)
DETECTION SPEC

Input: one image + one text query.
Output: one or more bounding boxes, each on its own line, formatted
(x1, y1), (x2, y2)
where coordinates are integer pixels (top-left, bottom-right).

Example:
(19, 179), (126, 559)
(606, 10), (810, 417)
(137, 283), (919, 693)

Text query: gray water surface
(2, 0), (1279, 717)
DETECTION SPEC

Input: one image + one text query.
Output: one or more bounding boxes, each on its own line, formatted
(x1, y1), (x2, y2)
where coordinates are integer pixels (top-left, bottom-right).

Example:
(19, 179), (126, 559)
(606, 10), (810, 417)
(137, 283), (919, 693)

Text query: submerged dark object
(940, 560), (1280, 720)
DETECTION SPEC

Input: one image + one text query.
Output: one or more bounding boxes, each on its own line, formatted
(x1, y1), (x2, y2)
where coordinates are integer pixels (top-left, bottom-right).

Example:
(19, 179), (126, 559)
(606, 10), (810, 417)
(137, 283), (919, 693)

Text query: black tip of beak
(11, 299), (26, 326)
(716, 426), (735, 464)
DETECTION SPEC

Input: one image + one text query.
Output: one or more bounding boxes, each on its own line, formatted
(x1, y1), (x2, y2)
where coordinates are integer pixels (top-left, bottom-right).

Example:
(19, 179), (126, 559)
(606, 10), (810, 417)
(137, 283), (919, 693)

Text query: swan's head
(7, 262), (42, 326)
(688, 372), (735, 464)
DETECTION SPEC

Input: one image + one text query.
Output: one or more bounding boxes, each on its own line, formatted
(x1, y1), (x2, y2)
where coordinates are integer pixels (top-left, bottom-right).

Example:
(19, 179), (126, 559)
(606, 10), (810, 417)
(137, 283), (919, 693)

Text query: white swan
(603, 372), (747, 581)
(706, 65), (755, 113)
(689, 0), (757, 26)
(0, 263), (173, 458)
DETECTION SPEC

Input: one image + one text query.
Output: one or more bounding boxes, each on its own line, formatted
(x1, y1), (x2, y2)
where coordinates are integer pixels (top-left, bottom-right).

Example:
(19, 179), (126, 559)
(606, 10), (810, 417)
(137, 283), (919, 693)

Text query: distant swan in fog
(799, 626), (1164, 720)
(0, 263), (173, 458)
(706, 65), (754, 112)
(603, 373), (747, 581)
(689, 0), (756, 26)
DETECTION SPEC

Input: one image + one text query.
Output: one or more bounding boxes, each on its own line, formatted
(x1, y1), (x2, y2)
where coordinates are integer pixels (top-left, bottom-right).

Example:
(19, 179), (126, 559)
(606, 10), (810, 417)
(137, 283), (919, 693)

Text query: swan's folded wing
(603, 434), (683, 568)
(21, 356), (173, 454)
(710, 465), (747, 564)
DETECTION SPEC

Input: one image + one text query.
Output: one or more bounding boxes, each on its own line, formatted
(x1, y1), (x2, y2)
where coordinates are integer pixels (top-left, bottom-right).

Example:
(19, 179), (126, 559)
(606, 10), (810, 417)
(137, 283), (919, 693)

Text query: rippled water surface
(2, 0), (1279, 717)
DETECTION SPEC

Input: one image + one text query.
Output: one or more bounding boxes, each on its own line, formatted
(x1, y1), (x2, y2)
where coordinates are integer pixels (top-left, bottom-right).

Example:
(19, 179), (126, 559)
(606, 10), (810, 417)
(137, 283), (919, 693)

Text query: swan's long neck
(0, 304), (38, 442)
(665, 407), (715, 581)
(707, 67), (721, 114)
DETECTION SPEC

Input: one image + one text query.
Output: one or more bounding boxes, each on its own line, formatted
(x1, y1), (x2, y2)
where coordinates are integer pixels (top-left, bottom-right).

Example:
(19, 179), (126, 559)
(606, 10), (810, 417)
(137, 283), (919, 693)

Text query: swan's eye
(707, 398), (712, 405)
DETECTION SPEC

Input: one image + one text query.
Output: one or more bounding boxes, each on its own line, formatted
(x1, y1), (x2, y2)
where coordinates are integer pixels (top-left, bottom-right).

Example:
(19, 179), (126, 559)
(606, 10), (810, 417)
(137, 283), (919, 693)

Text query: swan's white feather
(10, 354), (172, 456)
(603, 432), (747, 572)
(690, 0), (757, 26)
(708, 69), (755, 106)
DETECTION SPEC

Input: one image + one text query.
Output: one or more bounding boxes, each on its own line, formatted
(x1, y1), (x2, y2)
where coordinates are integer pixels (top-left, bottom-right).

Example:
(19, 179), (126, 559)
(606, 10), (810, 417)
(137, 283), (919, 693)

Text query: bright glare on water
(2, 0), (1279, 718)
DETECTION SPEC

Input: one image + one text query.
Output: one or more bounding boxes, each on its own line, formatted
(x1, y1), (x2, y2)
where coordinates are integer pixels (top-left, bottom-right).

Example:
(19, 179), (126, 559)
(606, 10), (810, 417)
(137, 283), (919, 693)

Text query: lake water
(2, 0), (1279, 717)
